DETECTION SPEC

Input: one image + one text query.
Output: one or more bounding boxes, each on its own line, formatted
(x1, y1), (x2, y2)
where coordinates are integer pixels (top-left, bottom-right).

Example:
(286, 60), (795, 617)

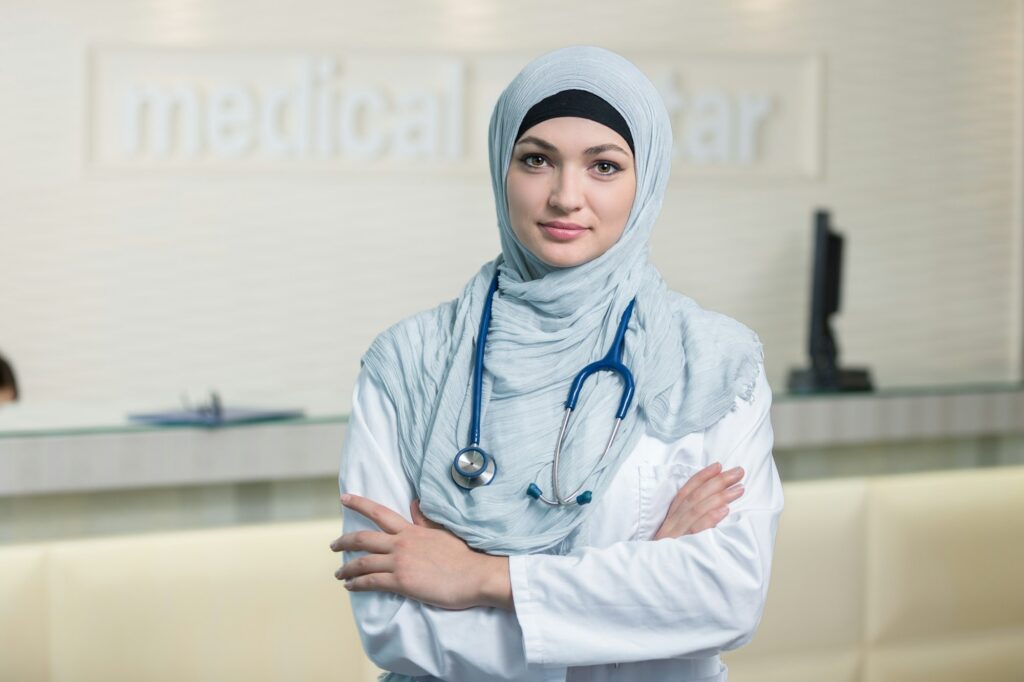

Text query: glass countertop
(775, 379), (1024, 401)
(1, 379), (1020, 440)
(0, 393), (348, 440)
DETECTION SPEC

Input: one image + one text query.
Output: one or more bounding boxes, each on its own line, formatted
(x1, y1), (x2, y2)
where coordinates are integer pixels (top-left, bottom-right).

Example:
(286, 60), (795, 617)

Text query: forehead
(514, 117), (632, 154)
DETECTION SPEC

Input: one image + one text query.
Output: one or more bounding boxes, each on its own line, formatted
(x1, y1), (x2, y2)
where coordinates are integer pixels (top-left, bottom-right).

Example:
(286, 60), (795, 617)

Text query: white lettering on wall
(116, 58), (466, 160)
(207, 85), (255, 157)
(93, 50), (819, 177)
(120, 86), (202, 156)
(656, 72), (774, 164)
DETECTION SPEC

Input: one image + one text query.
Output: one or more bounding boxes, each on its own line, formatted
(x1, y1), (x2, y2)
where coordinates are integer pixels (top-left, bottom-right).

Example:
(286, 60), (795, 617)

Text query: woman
(332, 45), (783, 682)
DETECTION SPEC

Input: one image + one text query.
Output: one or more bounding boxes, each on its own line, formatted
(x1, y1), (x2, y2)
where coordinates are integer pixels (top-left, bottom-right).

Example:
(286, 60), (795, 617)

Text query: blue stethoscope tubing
(450, 272), (637, 506)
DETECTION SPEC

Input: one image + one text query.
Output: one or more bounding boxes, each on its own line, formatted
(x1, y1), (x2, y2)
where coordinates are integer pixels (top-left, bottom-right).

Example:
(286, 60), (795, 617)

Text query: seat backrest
(44, 518), (381, 682)
(724, 465), (1024, 682)
(4, 465), (1023, 682)
(0, 542), (50, 681)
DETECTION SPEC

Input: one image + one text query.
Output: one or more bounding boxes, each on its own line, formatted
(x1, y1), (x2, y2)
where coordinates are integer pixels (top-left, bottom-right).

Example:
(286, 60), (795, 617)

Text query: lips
(538, 221), (589, 242)
(540, 221), (586, 231)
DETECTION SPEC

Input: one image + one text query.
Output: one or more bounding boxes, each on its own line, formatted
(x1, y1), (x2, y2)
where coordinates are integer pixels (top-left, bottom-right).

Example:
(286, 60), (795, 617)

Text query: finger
(336, 553), (396, 581)
(410, 499), (444, 529)
(340, 494), (409, 534)
(410, 500), (426, 525)
(330, 529), (394, 554)
(689, 506), (730, 534)
(692, 483), (745, 519)
(666, 503), (730, 539)
(663, 480), (743, 538)
(695, 468), (745, 500)
(677, 462), (722, 500)
(671, 466), (744, 516)
(343, 571), (401, 594)
(663, 463), (723, 518)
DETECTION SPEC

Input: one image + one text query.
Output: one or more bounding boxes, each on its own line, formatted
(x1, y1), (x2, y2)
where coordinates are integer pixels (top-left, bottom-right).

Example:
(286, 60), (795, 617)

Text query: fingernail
(341, 494), (351, 504)
(343, 581), (352, 590)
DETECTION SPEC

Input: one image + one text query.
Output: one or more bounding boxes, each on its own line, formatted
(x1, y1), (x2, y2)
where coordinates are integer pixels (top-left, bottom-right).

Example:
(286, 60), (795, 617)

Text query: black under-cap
(515, 89), (635, 156)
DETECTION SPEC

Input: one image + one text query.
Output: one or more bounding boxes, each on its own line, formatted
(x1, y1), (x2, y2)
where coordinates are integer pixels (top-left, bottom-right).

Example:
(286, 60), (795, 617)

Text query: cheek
(505, 176), (522, 221)
(506, 175), (540, 225)
(598, 184), (636, 232)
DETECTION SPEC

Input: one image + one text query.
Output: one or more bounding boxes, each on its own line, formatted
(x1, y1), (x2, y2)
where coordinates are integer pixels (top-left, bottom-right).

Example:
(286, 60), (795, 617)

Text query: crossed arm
(333, 364), (782, 677)
(332, 493), (513, 611)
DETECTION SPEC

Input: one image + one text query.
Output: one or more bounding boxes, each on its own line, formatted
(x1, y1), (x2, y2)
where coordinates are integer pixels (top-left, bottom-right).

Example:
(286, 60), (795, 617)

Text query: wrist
(477, 554), (514, 611)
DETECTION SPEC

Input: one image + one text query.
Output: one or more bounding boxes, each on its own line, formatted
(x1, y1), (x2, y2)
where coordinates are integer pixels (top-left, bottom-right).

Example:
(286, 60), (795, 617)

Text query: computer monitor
(787, 209), (874, 393)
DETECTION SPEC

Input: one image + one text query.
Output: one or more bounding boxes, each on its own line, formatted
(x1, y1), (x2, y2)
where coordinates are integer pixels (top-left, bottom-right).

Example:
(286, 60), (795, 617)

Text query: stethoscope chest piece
(450, 445), (497, 489)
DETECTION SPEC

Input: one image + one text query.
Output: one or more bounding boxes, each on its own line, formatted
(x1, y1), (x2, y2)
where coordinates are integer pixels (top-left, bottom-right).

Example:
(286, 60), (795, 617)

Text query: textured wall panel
(0, 0), (1019, 414)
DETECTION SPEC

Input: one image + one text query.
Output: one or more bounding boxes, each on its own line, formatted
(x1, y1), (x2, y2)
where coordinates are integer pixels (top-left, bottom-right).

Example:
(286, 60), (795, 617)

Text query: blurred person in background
(0, 352), (17, 405)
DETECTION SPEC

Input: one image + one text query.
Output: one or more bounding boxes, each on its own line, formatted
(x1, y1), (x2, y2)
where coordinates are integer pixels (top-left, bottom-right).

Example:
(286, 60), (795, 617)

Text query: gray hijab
(359, 45), (763, 557)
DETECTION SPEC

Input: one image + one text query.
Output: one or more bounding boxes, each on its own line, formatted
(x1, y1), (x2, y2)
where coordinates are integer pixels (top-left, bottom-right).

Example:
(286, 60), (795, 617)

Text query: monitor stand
(786, 366), (874, 394)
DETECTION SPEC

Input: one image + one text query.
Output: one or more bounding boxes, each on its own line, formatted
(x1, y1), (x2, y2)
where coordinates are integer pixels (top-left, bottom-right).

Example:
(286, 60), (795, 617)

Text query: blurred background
(0, 1), (1022, 681)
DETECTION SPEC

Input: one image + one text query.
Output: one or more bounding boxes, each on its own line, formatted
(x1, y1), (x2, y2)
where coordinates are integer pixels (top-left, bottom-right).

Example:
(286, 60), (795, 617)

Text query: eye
(520, 154), (548, 168)
(594, 161), (621, 176)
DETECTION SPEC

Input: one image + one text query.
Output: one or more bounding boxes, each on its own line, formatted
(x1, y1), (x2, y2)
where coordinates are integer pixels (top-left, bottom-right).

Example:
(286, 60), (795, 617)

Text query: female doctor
(331, 45), (784, 682)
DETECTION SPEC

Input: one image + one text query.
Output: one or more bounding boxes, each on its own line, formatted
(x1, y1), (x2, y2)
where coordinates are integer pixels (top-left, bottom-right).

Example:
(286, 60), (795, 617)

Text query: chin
(535, 248), (593, 269)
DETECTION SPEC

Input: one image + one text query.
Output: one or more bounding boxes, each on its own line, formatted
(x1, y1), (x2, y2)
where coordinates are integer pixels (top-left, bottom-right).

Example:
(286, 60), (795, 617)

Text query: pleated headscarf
(360, 45), (763, 556)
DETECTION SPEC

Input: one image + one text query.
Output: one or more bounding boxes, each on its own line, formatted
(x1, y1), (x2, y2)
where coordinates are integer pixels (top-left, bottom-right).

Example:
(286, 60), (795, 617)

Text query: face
(506, 116), (637, 269)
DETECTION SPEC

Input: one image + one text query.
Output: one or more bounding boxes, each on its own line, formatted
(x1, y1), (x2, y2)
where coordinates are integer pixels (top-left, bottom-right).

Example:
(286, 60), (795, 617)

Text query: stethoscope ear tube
(529, 412), (624, 505)
(450, 271), (636, 505)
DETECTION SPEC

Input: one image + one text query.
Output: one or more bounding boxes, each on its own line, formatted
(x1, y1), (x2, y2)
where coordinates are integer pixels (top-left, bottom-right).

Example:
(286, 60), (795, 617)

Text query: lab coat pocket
(636, 462), (700, 541)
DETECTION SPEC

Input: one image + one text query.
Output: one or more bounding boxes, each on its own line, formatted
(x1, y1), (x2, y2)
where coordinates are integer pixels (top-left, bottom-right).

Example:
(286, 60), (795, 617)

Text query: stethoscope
(450, 272), (637, 506)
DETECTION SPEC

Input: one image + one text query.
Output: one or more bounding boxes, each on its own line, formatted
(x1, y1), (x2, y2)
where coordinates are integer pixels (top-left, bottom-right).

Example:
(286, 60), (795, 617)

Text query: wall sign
(89, 48), (821, 179)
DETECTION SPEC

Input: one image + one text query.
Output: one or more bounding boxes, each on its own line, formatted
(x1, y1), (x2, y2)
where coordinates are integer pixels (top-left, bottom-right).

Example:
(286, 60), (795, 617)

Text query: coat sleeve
(507, 361), (784, 668)
(338, 367), (555, 681)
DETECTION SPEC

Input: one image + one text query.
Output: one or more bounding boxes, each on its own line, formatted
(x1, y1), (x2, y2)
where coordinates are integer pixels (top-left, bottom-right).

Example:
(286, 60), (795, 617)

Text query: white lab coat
(338, 359), (784, 682)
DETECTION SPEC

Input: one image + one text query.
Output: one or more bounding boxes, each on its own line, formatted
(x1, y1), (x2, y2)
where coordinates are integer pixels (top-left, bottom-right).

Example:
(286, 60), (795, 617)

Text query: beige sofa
(2, 465), (1023, 681)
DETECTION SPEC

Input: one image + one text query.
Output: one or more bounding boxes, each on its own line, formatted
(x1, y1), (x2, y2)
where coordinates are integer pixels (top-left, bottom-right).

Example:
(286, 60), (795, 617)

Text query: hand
(652, 462), (745, 540)
(330, 494), (506, 611)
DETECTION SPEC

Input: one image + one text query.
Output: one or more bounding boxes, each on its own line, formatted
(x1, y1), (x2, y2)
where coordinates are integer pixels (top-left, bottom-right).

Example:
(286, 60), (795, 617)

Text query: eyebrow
(515, 136), (630, 157)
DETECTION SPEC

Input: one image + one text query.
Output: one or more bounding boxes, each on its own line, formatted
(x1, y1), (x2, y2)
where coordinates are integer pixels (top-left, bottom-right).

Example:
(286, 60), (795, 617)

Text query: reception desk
(2, 381), (1022, 497)
(1, 381), (1023, 545)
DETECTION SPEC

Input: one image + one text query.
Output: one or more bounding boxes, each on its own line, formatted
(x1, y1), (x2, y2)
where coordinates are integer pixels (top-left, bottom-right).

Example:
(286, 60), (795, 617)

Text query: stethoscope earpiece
(526, 482), (593, 505)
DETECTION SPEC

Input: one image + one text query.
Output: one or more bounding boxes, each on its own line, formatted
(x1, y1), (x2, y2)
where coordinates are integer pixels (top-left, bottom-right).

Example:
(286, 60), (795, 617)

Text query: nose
(548, 168), (583, 213)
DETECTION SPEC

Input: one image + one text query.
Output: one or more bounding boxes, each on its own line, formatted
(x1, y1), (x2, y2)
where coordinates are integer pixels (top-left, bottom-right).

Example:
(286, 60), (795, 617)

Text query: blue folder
(127, 407), (305, 427)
